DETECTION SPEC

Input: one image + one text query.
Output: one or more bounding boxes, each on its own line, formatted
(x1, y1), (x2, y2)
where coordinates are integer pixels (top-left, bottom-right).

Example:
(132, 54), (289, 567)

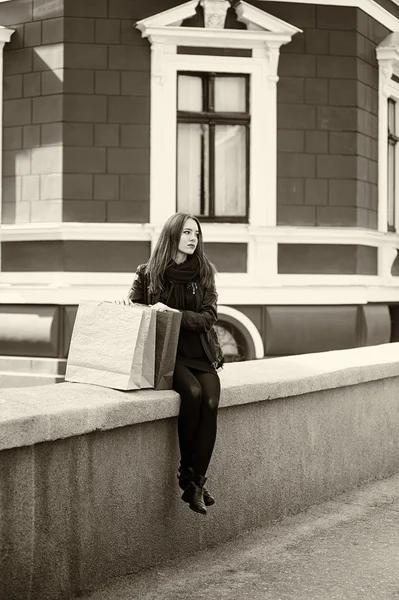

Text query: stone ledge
(1, 342), (399, 452)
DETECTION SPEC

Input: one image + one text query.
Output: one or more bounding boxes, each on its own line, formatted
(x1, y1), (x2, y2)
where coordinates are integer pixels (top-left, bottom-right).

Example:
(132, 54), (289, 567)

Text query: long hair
(145, 213), (216, 294)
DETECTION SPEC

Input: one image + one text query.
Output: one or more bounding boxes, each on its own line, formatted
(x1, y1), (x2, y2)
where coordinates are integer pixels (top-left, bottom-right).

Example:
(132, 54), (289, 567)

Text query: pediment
(136, 0), (301, 36)
(136, 0), (198, 29)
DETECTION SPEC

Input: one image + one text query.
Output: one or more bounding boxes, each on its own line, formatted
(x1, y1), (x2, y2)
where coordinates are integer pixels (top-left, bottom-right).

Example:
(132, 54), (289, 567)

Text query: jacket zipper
(200, 333), (218, 370)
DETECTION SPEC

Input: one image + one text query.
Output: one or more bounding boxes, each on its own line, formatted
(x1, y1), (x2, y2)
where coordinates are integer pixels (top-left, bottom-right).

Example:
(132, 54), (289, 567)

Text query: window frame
(176, 71), (251, 223)
(378, 76), (399, 233)
(377, 40), (399, 234)
(136, 2), (300, 232)
(144, 50), (278, 234)
(136, 1), (301, 284)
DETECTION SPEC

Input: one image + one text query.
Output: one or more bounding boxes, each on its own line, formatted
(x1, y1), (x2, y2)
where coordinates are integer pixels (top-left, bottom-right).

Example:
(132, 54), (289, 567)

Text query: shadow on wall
(3, 44), (63, 225)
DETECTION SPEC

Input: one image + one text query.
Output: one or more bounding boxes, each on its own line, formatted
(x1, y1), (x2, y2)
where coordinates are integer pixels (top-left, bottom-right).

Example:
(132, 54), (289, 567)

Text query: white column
(247, 229), (278, 283)
(250, 46), (281, 229)
(149, 42), (177, 227)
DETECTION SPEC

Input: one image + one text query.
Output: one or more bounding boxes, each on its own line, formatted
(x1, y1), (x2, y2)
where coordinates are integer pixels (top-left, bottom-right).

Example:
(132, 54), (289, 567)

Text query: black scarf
(163, 254), (200, 310)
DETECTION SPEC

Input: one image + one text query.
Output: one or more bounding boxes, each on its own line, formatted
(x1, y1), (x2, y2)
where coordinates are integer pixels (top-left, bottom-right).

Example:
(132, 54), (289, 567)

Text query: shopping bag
(154, 310), (182, 390)
(65, 300), (156, 391)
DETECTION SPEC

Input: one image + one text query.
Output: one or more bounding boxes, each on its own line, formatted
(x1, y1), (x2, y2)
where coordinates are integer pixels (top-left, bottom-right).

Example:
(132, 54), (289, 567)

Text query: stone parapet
(2, 343), (399, 599)
(3, 342), (399, 452)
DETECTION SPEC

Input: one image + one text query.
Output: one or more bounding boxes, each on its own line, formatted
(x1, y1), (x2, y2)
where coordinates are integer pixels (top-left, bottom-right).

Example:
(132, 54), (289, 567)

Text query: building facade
(1, 0), (399, 385)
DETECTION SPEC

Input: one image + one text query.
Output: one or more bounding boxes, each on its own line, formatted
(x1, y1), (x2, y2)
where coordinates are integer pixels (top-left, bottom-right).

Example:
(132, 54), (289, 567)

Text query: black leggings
(173, 362), (221, 478)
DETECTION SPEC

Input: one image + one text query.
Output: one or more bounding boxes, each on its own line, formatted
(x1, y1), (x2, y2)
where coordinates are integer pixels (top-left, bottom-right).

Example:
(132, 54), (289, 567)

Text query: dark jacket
(128, 264), (224, 371)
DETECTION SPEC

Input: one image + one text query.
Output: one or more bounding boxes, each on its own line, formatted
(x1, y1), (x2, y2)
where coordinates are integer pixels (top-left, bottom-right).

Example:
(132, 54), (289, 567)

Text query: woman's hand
(151, 302), (180, 313)
(114, 298), (134, 306)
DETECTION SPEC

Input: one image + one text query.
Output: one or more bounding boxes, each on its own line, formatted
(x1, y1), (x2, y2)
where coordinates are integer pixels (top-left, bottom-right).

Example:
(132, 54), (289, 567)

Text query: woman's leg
(172, 362), (203, 470)
(192, 371), (221, 478)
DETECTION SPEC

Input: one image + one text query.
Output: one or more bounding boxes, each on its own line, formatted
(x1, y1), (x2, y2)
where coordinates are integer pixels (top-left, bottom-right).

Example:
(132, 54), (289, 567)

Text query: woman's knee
(179, 382), (202, 408)
(190, 384), (202, 406)
(202, 395), (220, 413)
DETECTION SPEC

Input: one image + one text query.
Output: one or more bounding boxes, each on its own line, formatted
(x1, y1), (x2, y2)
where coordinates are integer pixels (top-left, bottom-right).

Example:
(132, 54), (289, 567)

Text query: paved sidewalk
(81, 474), (399, 600)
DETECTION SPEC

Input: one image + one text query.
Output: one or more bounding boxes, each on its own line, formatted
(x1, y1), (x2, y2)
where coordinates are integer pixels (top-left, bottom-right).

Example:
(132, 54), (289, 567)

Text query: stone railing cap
(2, 343), (399, 451)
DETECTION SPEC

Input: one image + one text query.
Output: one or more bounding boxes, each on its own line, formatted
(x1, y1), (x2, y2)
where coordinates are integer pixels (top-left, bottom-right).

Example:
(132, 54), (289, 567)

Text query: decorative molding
(0, 26), (14, 44)
(200, 0), (229, 29)
(135, 1), (198, 31)
(4, 222), (399, 247)
(235, 1), (301, 35)
(218, 305), (265, 358)
(0, 223), (153, 242)
(136, 1), (302, 48)
(377, 34), (399, 96)
(137, 26), (297, 49)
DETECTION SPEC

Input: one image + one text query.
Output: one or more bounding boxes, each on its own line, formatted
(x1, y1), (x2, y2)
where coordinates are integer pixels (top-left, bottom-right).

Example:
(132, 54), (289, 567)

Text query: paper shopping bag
(65, 300), (156, 391)
(154, 310), (182, 390)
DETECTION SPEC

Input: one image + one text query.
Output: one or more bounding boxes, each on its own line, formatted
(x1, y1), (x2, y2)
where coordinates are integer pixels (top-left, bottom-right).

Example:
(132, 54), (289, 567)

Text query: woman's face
(177, 218), (199, 257)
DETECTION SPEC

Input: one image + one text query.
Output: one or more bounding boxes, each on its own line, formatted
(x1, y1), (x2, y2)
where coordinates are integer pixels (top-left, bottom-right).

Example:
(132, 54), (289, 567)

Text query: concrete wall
(2, 343), (399, 599)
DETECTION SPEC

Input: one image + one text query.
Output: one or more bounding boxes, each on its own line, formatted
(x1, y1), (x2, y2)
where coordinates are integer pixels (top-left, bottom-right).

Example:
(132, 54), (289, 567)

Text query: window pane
(177, 123), (209, 215)
(388, 98), (397, 231)
(214, 77), (246, 112)
(388, 140), (396, 230)
(178, 75), (203, 112)
(214, 125), (247, 217)
(389, 98), (396, 132)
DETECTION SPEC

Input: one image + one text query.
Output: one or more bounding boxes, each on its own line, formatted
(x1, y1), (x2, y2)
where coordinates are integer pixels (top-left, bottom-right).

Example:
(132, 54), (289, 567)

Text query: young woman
(127, 213), (224, 515)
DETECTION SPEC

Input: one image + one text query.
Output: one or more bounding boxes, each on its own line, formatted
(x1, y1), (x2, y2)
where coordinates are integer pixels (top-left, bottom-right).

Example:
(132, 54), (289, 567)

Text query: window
(388, 98), (399, 232)
(177, 72), (250, 223)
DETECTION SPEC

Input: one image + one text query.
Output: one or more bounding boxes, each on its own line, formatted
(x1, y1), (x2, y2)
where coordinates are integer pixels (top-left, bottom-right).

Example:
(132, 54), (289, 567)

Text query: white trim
(136, 1), (300, 286)
(156, 53), (279, 233)
(257, 0), (399, 32)
(236, 1), (300, 35)
(2, 279), (399, 306)
(377, 37), (399, 234)
(2, 221), (399, 244)
(136, 0), (198, 29)
(138, 26), (296, 49)
(2, 223), (399, 284)
(0, 223), (153, 242)
(218, 305), (265, 358)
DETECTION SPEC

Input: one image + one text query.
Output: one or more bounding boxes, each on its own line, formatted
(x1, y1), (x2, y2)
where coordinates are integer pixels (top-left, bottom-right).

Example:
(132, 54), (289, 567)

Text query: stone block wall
(2, 0), (64, 225)
(259, 2), (388, 230)
(58, 0), (180, 224)
(1, 1), (389, 233)
(1, 0), (177, 226)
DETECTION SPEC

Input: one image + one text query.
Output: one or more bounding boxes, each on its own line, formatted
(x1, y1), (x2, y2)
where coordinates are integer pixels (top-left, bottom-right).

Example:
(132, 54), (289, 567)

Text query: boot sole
(181, 489), (207, 514)
(189, 504), (207, 515)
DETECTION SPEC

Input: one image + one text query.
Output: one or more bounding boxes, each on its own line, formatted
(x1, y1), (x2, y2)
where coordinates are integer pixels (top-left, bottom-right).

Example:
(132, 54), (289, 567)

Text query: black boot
(203, 486), (215, 507)
(178, 466), (215, 507)
(181, 474), (207, 515)
(177, 465), (194, 490)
